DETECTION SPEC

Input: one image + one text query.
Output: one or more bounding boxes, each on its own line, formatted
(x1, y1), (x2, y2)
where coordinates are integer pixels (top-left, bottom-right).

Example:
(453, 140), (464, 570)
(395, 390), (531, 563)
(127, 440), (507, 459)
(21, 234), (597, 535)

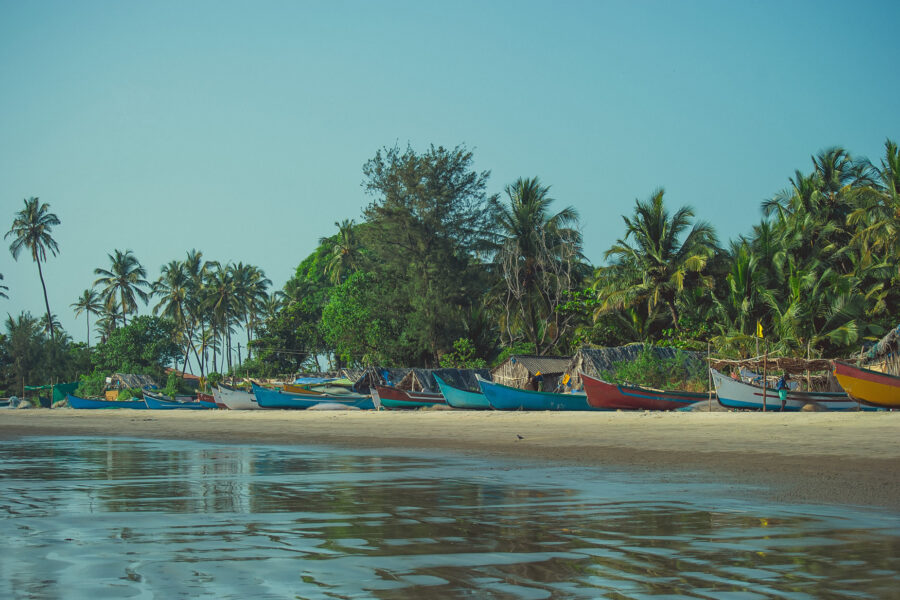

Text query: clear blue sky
(2, 0), (898, 343)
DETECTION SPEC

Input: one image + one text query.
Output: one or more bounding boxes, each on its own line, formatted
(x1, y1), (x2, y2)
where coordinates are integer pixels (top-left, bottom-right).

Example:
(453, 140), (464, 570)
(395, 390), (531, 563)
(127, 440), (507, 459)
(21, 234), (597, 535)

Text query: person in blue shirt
(776, 373), (790, 411)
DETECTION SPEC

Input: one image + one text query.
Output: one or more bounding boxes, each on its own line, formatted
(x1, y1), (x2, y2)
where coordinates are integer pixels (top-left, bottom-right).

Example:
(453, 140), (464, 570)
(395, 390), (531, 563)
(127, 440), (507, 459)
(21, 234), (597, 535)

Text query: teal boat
(252, 383), (374, 410)
(476, 377), (600, 411)
(67, 394), (147, 409)
(434, 374), (490, 410)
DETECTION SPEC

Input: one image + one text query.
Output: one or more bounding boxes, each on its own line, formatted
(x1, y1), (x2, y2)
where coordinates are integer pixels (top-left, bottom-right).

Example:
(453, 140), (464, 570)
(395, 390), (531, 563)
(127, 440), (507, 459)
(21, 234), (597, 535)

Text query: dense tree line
(2, 140), (898, 393)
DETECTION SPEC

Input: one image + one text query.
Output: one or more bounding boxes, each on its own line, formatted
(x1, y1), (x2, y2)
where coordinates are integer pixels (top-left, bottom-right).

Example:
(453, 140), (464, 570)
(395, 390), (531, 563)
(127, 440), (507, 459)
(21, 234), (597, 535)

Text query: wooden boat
(581, 372), (706, 410)
(476, 376), (599, 411)
(67, 393), (147, 409)
(198, 392), (225, 409)
(215, 386), (262, 410)
(372, 385), (446, 409)
(833, 361), (900, 408)
(710, 369), (870, 411)
(433, 374), (490, 410)
(144, 392), (212, 410)
(252, 383), (374, 410)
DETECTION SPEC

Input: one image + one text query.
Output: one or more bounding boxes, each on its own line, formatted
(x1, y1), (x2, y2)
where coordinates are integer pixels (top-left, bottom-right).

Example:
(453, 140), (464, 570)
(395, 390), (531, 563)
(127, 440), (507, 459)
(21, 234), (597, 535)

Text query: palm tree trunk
(667, 300), (680, 330)
(36, 259), (55, 342)
(86, 314), (91, 349)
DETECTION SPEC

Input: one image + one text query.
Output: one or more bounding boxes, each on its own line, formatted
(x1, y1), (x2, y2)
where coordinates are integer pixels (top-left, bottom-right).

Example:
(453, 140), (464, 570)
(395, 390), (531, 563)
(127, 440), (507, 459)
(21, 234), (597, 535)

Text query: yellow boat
(833, 361), (900, 408)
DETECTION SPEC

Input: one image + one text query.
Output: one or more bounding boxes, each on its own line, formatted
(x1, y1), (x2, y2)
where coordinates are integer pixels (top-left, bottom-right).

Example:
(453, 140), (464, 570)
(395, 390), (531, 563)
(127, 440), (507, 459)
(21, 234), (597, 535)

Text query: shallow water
(0, 438), (898, 599)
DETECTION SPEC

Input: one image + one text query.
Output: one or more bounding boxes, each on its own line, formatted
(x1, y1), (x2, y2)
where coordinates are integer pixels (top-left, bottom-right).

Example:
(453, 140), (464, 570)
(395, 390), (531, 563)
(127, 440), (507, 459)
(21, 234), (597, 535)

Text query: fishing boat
(252, 383), (374, 410)
(433, 374), (491, 409)
(580, 372), (707, 410)
(476, 376), (598, 411)
(832, 361), (900, 408)
(199, 392), (225, 409)
(215, 385), (262, 410)
(710, 369), (870, 411)
(67, 394), (147, 409)
(143, 392), (212, 410)
(372, 385), (446, 409)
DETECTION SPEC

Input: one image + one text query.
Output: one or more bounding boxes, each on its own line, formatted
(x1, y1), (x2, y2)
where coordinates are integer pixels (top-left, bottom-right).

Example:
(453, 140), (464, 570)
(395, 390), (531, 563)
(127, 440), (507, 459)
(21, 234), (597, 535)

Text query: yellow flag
(756, 321), (763, 338)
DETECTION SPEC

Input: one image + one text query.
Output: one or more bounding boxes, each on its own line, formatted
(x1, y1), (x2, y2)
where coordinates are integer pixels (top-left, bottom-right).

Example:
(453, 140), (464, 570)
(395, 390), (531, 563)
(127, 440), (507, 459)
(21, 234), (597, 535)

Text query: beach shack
(105, 373), (158, 400)
(490, 355), (572, 391)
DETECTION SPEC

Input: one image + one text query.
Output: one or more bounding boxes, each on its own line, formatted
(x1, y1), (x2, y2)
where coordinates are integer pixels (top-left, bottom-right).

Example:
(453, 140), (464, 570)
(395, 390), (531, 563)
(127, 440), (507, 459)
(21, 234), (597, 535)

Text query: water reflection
(0, 438), (897, 598)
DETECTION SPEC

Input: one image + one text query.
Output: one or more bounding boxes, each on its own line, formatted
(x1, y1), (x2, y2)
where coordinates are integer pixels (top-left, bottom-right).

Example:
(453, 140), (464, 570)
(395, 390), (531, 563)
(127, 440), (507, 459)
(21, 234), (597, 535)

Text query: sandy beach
(2, 409), (898, 509)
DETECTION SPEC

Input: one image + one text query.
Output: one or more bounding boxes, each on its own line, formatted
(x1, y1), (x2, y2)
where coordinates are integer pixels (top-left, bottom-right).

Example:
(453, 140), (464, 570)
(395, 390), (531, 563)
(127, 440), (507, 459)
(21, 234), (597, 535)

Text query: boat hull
(215, 386), (262, 410)
(711, 370), (869, 411)
(144, 393), (211, 410)
(476, 377), (597, 411)
(67, 394), (147, 409)
(434, 375), (490, 409)
(833, 361), (900, 408)
(373, 385), (446, 409)
(581, 372), (706, 410)
(253, 384), (374, 410)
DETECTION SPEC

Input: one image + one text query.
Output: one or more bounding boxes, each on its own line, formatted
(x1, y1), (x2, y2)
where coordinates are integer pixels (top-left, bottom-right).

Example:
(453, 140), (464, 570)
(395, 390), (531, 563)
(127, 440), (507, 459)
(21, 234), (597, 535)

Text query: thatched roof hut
(109, 373), (158, 389)
(491, 355), (572, 391)
(565, 345), (703, 391)
(396, 368), (492, 393)
(865, 324), (900, 376)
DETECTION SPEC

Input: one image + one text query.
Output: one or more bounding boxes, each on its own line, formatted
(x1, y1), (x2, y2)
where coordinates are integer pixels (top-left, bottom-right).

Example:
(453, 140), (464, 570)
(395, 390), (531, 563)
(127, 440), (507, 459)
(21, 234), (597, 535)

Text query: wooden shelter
(490, 355), (572, 391)
(864, 324), (900, 376)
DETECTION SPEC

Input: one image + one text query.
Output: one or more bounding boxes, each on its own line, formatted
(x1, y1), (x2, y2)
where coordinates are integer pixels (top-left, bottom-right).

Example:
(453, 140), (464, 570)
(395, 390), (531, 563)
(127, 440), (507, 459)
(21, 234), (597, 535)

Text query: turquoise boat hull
(434, 374), (490, 409)
(144, 394), (211, 410)
(476, 378), (598, 411)
(67, 394), (147, 409)
(253, 384), (374, 410)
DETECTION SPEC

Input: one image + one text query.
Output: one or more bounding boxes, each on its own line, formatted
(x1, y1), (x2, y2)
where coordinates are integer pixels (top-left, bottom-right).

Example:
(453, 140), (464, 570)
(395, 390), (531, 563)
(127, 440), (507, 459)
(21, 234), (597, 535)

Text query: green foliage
(92, 315), (180, 375)
(601, 346), (708, 392)
(116, 387), (143, 401)
(75, 368), (107, 398)
(162, 372), (193, 398)
(207, 372), (223, 389)
(492, 341), (537, 367)
(439, 338), (488, 369)
(320, 272), (391, 366)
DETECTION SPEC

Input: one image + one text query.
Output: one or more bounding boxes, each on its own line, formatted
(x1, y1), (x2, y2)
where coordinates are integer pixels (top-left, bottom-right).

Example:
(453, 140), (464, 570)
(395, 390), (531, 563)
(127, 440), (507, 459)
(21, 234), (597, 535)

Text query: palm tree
(94, 249), (151, 327)
(492, 177), (586, 353)
(201, 264), (238, 374)
(5, 197), (61, 341)
(152, 260), (193, 372)
(0, 273), (7, 299)
(71, 288), (103, 347)
(231, 262), (271, 360)
(597, 189), (718, 330)
(322, 219), (364, 284)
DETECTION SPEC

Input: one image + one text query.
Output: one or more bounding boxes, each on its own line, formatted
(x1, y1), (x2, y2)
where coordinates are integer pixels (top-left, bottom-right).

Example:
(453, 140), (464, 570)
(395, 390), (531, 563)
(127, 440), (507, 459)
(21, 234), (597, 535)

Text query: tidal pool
(0, 437), (897, 598)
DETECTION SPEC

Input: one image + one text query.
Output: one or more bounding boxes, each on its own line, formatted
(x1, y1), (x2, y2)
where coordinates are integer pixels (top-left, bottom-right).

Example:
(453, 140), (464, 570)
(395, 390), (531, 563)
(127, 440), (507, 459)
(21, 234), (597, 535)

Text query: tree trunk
(86, 314), (91, 349)
(36, 258), (55, 342)
(667, 300), (680, 330)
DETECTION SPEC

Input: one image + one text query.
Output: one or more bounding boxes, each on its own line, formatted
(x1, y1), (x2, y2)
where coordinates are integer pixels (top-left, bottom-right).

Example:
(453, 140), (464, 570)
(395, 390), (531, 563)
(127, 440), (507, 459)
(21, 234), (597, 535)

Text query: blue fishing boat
(476, 377), (599, 411)
(434, 374), (491, 410)
(252, 383), (375, 410)
(143, 393), (212, 410)
(67, 394), (147, 409)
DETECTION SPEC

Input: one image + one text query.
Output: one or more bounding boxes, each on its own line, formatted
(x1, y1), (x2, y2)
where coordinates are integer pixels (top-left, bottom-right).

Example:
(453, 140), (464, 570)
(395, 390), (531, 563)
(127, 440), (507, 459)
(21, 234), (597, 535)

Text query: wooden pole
(707, 340), (712, 412)
(806, 341), (811, 391)
(762, 341), (768, 412)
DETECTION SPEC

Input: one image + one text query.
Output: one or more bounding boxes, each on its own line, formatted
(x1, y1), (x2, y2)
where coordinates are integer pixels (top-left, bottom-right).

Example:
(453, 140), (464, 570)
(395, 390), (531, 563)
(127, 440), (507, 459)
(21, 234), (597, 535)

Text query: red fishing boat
(372, 385), (446, 409)
(581, 372), (707, 410)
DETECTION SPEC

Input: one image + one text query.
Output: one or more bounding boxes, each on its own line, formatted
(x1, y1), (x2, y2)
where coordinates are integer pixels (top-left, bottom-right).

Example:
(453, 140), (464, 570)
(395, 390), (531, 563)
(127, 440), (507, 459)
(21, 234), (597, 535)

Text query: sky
(1, 0), (899, 345)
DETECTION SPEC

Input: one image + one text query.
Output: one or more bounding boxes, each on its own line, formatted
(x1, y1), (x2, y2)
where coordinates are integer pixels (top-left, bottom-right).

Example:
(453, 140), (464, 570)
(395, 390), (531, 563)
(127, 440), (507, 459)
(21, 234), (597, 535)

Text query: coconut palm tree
(5, 197), (61, 341)
(598, 189), (718, 330)
(0, 273), (7, 299)
(231, 262), (271, 360)
(94, 249), (151, 327)
(201, 264), (238, 374)
(322, 219), (364, 284)
(492, 177), (585, 353)
(71, 288), (103, 347)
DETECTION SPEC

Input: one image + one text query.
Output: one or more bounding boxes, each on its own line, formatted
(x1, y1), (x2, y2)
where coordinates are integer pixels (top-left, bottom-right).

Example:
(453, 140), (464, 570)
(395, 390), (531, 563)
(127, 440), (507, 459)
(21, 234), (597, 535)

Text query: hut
(396, 368), (492, 393)
(864, 323), (900, 376)
(105, 373), (158, 400)
(565, 344), (703, 391)
(490, 355), (572, 391)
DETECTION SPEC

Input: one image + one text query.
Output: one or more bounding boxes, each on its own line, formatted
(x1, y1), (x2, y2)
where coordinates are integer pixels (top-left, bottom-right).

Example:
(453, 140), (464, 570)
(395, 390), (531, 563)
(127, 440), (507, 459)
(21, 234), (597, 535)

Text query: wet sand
(2, 409), (898, 509)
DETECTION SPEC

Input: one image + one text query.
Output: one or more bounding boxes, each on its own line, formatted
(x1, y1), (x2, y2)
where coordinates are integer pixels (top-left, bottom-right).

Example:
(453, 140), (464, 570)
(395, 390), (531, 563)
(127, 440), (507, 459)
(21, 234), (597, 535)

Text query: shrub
(601, 345), (707, 392)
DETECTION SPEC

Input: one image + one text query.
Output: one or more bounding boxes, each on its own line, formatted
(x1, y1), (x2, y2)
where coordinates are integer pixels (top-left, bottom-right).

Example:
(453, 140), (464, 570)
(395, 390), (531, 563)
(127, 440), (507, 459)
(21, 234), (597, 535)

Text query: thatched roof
(867, 324), (900, 360)
(397, 368), (492, 393)
(492, 355), (572, 376)
(707, 356), (833, 375)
